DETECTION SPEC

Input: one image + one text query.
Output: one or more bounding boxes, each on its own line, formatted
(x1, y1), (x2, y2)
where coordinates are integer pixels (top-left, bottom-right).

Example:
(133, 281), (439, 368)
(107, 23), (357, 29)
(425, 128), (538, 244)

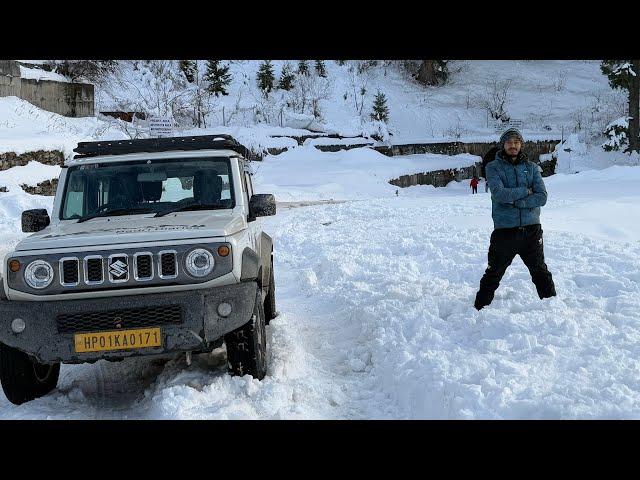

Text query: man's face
(504, 137), (522, 157)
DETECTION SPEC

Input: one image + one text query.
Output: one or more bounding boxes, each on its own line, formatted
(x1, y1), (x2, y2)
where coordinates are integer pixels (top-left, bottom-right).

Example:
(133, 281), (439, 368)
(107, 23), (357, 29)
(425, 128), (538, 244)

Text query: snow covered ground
(0, 60), (638, 419)
(1, 152), (639, 418)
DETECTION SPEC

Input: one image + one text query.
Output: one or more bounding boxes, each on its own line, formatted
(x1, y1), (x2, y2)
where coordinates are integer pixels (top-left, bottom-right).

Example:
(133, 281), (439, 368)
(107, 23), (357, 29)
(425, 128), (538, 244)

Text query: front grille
(86, 258), (103, 283)
(160, 252), (177, 277)
(56, 305), (183, 333)
(135, 254), (153, 279)
(61, 259), (79, 285)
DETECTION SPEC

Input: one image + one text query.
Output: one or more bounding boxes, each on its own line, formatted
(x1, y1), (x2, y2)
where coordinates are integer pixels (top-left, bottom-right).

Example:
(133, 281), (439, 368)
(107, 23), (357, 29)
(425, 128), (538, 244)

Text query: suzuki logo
(109, 260), (128, 279)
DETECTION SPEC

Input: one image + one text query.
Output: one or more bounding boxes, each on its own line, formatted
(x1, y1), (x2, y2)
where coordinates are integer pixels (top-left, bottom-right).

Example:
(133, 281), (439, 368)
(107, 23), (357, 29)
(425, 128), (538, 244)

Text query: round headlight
(24, 260), (54, 289)
(185, 248), (215, 277)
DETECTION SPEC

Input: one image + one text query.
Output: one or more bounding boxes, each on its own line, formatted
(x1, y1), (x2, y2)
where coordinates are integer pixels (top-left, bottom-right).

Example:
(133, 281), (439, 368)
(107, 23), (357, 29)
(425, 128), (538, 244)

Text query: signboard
(149, 116), (174, 137)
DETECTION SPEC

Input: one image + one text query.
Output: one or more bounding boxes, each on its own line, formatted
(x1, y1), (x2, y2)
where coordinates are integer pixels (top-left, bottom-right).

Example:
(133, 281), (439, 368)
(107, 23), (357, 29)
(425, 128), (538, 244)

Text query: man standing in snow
(474, 128), (556, 310)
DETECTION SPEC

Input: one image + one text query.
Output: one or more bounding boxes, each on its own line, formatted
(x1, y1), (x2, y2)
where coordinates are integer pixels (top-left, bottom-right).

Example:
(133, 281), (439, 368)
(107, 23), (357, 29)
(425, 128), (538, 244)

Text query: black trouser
(475, 224), (556, 309)
(472, 186), (478, 194)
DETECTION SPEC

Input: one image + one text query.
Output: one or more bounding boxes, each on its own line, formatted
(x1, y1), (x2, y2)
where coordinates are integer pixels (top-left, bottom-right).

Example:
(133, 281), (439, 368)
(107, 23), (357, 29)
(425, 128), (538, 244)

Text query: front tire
(224, 288), (267, 380)
(264, 261), (276, 325)
(0, 343), (60, 405)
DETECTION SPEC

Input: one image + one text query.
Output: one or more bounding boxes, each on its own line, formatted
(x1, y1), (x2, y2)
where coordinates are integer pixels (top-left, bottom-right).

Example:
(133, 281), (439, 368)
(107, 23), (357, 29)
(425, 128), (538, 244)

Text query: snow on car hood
(15, 212), (246, 251)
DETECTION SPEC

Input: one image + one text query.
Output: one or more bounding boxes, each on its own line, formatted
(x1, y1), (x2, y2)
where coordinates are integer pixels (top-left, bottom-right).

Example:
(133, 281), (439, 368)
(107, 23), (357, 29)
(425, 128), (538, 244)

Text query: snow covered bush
(602, 116), (631, 151)
(361, 119), (390, 143)
(569, 89), (627, 143)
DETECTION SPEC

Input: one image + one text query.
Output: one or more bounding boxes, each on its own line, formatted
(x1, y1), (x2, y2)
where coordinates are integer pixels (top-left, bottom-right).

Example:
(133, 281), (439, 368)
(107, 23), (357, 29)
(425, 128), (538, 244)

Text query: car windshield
(60, 157), (235, 221)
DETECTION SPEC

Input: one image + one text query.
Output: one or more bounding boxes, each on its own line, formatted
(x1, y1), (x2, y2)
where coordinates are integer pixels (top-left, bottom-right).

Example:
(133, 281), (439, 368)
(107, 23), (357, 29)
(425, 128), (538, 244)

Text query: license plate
(74, 328), (162, 353)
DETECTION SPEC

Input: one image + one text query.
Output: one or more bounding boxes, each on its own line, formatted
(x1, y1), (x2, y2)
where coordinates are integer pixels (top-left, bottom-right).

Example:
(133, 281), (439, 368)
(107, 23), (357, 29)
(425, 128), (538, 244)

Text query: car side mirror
(248, 194), (276, 221)
(22, 209), (50, 233)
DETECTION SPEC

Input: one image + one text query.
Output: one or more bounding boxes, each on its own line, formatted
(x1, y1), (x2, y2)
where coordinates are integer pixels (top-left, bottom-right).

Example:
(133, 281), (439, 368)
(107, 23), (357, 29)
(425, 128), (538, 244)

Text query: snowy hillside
(94, 60), (622, 143)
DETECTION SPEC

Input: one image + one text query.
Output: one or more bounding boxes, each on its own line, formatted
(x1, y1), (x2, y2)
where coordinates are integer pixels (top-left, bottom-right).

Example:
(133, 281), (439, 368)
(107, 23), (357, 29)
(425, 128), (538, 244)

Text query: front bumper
(0, 282), (257, 364)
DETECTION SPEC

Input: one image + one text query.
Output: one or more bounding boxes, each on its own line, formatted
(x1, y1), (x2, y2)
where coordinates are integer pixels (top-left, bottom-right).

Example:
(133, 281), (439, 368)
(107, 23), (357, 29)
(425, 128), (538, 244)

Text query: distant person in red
(470, 175), (479, 194)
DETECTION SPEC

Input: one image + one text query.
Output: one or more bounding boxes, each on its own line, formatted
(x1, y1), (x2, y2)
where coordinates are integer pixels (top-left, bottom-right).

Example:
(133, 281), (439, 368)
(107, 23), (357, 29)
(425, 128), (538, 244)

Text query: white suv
(0, 135), (276, 405)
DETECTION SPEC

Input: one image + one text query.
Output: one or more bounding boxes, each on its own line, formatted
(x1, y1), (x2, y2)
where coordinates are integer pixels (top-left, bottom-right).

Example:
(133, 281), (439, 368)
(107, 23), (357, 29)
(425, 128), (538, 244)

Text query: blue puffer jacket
(485, 150), (548, 229)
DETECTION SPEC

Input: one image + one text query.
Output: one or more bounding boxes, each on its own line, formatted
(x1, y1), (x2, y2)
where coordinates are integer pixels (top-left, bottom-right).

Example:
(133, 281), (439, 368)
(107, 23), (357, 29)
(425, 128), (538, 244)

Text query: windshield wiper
(76, 207), (153, 223)
(154, 202), (225, 218)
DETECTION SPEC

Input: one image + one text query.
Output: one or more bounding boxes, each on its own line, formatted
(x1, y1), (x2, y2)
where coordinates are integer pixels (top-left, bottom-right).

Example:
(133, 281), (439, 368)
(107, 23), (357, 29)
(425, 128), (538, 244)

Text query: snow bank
(0, 162), (62, 191)
(555, 134), (640, 173)
(19, 66), (69, 83)
(0, 97), (126, 157)
(253, 146), (479, 202)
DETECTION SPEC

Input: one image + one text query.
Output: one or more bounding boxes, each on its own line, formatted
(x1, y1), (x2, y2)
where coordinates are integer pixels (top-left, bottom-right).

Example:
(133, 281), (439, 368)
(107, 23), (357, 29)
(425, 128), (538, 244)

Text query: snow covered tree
(415, 60), (449, 86)
(48, 60), (117, 83)
(179, 60), (197, 83)
(602, 116), (630, 151)
(278, 62), (295, 91)
(297, 60), (310, 76)
(601, 60), (640, 152)
(256, 60), (275, 97)
(101, 60), (192, 131)
(315, 60), (327, 78)
(204, 60), (232, 97)
(370, 90), (389, 123)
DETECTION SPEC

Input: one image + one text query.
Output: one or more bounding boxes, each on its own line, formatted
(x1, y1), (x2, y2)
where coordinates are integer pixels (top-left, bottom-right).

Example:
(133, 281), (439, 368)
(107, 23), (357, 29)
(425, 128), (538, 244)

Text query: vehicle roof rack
(72, 134), (260, 161)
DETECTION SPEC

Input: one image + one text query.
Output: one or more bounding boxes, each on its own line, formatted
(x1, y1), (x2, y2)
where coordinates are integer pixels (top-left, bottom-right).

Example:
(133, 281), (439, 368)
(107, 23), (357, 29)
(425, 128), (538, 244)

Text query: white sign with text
(149, 116), (174, 137)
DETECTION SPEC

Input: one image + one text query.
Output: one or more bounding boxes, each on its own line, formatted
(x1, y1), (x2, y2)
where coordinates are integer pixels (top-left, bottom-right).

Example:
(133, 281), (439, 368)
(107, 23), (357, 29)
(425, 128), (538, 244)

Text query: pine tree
(601, 60), (640, 153)
(315, 60), (327, 78)
(370, 90), (390, 123)
(256, 60), (275, 96)
(298, 60), (310, 76)
(278, 62), (295, 91)
(179, 60), (197, 83)
(204, 60), (232, 97)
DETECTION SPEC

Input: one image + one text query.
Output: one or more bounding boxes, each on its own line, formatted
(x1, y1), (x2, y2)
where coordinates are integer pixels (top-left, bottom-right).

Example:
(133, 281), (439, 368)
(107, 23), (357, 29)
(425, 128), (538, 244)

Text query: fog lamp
(217, 302), (232, 317)
(11, 318), (26, 334)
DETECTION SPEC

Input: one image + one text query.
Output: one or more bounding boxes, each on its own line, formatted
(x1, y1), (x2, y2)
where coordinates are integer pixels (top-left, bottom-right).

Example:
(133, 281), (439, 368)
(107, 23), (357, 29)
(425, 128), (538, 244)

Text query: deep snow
(1, 159), (638, 419)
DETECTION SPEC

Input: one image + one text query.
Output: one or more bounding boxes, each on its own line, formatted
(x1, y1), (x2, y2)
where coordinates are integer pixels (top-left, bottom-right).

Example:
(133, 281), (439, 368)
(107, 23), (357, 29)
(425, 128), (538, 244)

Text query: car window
(160, 177), (193, 202)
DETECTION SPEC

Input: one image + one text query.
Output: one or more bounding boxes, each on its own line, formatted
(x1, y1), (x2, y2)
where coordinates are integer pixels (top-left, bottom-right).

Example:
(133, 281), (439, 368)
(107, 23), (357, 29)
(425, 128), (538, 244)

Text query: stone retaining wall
(0, 150), (65, 170)
(20, 178), (58, 196)
(389, 164), (481, 188)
